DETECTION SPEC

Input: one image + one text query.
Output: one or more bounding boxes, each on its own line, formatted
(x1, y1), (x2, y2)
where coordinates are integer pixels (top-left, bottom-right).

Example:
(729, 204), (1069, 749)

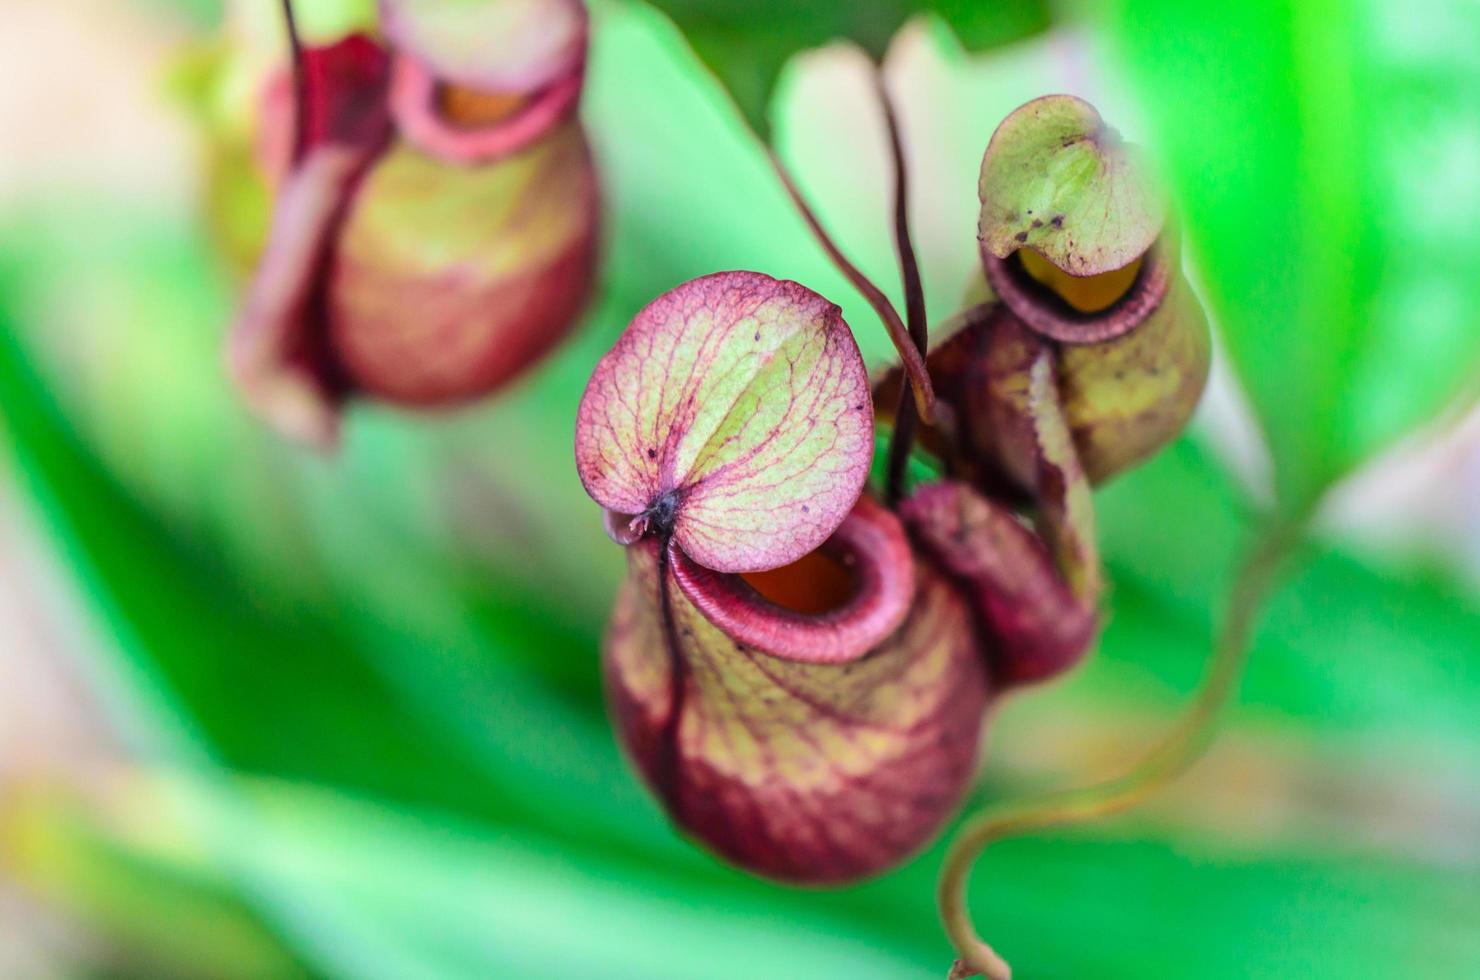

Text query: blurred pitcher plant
(198, 0), (600, 446)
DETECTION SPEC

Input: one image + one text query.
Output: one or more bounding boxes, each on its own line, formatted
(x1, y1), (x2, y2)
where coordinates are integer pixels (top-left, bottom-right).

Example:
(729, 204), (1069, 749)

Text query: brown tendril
(874, 71), (928, 506)
(280, 0), (308, 165)
(767, 150), (934, 424)
(936, 513), (1310, 978)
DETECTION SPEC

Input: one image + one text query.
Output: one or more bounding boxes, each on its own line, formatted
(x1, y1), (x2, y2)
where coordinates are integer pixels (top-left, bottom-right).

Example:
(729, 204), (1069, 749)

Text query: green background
(1, 1), (1478, 977)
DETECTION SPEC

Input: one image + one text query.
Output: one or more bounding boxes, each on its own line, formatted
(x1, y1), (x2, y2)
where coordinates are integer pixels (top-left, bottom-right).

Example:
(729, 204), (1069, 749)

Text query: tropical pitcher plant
(212, 0), (600, 446)
(576, 88), (1210, 977)
(211, 2), (1235, 977)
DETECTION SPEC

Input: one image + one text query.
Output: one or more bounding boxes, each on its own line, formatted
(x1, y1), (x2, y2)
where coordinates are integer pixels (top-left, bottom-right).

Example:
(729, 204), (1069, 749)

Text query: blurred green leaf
(229, 775), (1480, 980)
(0, 251), (713, 879)
(0, 783), (312, 980)
(1092, 437), (1480, 741)
(138, 0), (223, 28)
(637, 0), (1049, 139)
(9, 252), (1480, 976)
(1101, 0), (1480, 508)
(15, 765), (1480, 980)
(0, 288), (510, 819)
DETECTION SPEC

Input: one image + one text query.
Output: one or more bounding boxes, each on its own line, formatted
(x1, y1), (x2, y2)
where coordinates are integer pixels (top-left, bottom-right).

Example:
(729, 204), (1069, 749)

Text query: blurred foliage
(1, 0), (1479, 978)
(0, 782), (313, 980)
(139, 0), (223, 27)
(638, 0), (1050, 137)
(1100, 0), (1480, 509)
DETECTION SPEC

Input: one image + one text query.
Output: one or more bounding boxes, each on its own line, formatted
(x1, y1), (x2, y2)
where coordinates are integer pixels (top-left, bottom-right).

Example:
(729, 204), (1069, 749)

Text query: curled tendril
(936, 514), (1309, 979)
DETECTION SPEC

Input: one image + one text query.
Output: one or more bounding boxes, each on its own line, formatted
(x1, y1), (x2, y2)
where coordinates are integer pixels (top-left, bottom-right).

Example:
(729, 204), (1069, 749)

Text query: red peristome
(902, 481), (1097, 686)
(388, 50), (586, 164)
(604, 497), (991, 884)
(670, 495), (912, 664)
(980, 238), (1171, 346)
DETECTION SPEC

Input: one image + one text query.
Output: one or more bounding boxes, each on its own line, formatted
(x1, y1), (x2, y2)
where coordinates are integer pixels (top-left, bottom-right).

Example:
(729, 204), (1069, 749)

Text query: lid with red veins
(575, 271), (874, 575)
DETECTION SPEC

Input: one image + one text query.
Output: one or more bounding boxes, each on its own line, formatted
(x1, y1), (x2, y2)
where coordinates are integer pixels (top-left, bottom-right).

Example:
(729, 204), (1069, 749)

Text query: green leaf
(20, 763), (1480, 980)
(0, 290), (510, 819)
(1099, 0), (1480, 508)
(1091, 436), (1480, 741)
(637, 0), (1050, 139)
(231, 775), (1480, 980)
(0, 783), (311, 979)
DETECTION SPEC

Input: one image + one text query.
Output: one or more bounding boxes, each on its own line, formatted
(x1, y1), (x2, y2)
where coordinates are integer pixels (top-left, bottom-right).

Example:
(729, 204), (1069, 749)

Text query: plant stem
(878, 77), (927, 351)
(280, 0), (308, 164)
(936, 514), (1309, 978)
(875, 72), (928, 506)
(767, 153), (933, 421)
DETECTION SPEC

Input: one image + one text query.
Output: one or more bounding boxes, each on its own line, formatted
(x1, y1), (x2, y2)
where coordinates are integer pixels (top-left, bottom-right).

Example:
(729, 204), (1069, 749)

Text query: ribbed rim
(668, 495), (914, 664)
(981, 236), (1171, 345)
(388, 51), (585, 164)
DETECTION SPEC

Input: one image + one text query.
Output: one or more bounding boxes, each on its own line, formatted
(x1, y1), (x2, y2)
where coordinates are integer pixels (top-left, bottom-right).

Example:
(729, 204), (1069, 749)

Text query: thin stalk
(280, 0), (308, 164)
(879, 76), (927, 350)
(767, 150), (933, 421)
(875, 73), (928, 506)
(937, 514), (1309, 978)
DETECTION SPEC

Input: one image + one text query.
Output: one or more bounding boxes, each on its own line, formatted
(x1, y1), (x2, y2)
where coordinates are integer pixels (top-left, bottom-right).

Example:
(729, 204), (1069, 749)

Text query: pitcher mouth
(981, 237), (1172, 345)
(668, 494), (914, 665)
(389, 53), (584, 164)
(740, 547), (858, 616)
(433, 83), (529, 129)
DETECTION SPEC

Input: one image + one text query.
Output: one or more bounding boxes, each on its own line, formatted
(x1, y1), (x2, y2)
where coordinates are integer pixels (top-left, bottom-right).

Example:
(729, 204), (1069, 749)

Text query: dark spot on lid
(1015, 230), (1029, 243)
(644, 489), (681, 535)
